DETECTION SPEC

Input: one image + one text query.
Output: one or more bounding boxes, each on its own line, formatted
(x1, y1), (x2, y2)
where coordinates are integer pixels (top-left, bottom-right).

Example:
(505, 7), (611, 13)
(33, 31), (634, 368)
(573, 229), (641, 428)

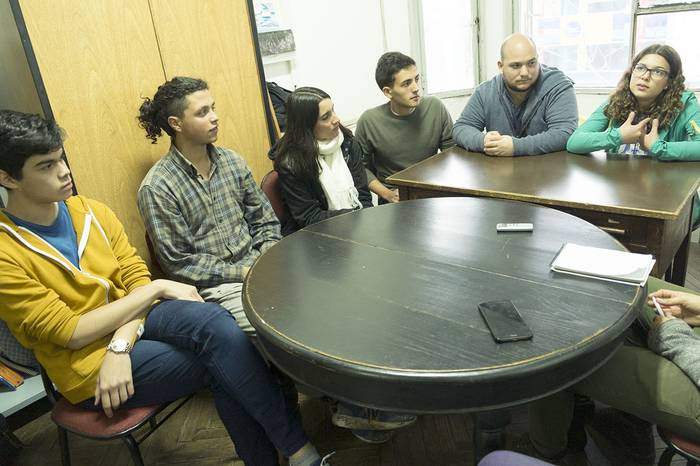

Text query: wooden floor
(10, 244), (700, 466)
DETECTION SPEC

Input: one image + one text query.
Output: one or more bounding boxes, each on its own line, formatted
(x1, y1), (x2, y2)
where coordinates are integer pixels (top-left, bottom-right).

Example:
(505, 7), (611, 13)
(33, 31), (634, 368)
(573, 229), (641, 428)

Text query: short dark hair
(375, 52), (416, 90)
(138, 77), (209, 143)
(0, 110), (64, 180)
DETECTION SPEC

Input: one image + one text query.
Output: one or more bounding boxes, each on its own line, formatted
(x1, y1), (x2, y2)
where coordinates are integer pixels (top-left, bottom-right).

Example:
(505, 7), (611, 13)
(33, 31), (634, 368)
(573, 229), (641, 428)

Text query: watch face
(109, 340), (129, 352)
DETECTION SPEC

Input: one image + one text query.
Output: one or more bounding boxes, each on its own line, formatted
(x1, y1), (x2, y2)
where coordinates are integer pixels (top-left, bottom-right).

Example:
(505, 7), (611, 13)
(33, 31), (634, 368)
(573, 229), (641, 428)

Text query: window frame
(519, 0), (700, 93)
(411, 0), (481, 98)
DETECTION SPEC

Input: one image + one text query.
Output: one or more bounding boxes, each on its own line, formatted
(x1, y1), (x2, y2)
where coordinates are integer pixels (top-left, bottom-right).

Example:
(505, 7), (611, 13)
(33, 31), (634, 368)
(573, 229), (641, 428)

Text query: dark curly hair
(375, 52), (416, 90)
(605, 44), (685, 129)
(138, 77), (208, 143)
(0, 110), (64, 180)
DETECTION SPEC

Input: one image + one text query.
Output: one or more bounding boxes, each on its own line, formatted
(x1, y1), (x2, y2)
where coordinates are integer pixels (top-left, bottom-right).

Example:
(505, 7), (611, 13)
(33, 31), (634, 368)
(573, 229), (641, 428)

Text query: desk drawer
(556, 208), (653, 253)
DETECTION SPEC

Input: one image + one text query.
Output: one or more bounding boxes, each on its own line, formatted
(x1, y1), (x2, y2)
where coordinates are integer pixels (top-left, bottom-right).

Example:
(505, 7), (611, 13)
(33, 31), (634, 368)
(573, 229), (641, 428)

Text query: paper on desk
(551, 243), (655, 286)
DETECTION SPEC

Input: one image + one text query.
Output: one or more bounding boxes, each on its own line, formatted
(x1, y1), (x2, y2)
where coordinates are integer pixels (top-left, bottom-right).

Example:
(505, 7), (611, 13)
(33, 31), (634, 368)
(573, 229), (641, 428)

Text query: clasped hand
(94, 279), (203, 417)
(619, 111), (659, 152)
(483, 131), (514, 157)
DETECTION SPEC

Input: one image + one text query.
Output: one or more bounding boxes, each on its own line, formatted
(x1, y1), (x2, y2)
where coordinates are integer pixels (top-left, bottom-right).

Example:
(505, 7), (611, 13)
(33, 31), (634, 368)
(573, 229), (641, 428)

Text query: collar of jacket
(0, 196), (108, 277)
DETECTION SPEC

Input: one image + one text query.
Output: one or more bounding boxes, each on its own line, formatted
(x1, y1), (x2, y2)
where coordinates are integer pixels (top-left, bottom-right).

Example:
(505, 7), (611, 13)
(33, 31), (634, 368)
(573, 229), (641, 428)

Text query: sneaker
(586, 408), (655, 466)
(311, 451), (335, 466)
(510, 433), (588, 466)
(351, 429), (394, 444)
(331, 403), (417, 430)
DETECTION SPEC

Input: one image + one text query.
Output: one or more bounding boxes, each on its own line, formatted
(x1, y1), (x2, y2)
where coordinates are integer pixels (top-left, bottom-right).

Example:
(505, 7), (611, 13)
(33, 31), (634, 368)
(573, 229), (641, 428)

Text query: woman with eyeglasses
(566, 43), (700, 224)
(567, 43), (699, 158)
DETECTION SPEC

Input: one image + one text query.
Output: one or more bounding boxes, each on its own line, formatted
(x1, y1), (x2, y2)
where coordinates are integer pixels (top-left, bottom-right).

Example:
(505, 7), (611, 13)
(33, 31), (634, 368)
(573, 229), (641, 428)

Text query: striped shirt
(138, 144), (280, 287)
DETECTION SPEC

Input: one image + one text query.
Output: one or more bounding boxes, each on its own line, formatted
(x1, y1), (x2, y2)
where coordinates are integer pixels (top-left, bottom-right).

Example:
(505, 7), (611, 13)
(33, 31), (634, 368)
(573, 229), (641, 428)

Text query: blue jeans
(79, 300), (307, 465)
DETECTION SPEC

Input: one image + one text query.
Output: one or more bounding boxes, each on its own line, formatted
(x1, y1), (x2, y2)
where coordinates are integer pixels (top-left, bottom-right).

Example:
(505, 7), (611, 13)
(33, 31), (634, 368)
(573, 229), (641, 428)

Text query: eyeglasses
(632, 63), (669, 80)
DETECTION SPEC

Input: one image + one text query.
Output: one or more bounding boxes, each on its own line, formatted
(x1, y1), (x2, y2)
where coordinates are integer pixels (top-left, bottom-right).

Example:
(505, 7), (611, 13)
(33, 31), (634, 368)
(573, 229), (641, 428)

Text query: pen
(652, 296), (665, 317)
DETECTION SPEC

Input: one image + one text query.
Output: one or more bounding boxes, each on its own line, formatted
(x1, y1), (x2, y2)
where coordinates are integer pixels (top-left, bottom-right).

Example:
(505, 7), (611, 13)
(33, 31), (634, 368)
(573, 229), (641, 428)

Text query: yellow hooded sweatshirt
(0, 196), (151, 403)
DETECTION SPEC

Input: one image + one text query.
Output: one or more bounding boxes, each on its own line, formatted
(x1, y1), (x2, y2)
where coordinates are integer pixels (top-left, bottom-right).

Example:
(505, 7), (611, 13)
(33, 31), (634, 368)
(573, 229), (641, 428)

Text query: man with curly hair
(136, 77), (281, 335)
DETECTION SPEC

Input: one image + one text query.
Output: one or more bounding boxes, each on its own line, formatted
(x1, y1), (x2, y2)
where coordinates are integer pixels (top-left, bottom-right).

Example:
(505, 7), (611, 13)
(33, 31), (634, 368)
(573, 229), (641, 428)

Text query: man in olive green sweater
(355, 52), (454, 204)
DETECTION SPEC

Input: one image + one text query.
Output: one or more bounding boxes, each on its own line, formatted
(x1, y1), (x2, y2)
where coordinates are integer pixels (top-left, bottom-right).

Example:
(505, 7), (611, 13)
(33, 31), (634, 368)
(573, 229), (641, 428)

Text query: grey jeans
(199, 282), (256, 336)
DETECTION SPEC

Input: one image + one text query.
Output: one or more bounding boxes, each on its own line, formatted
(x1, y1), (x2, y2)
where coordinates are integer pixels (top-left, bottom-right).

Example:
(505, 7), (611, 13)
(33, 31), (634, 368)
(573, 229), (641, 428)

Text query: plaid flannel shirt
(137, 144), (281, 287)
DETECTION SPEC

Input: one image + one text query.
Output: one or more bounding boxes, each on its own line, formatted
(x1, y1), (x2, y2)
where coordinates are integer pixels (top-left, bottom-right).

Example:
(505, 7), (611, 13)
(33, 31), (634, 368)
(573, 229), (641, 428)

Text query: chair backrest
(260, 170), (289, 226)
(0, 321), (38, 371)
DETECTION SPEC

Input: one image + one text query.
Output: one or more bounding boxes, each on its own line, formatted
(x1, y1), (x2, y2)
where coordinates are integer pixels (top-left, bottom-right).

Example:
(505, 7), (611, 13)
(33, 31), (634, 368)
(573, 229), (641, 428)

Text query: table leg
(472, 409), (511, 463)
(665, 229), (691, 286)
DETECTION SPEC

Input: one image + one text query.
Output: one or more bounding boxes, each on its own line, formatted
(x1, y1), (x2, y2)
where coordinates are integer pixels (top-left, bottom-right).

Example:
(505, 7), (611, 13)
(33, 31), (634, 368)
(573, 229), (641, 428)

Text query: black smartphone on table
(478, 300), (533, 343)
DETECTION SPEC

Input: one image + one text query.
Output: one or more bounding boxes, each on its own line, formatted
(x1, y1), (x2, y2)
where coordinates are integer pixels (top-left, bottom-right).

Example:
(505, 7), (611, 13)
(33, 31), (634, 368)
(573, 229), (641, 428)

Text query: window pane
(639, 0), (700, 7)
(421, 0), (475, 93)
(635, 11), (700, 88)
(528, 0), (632, 87)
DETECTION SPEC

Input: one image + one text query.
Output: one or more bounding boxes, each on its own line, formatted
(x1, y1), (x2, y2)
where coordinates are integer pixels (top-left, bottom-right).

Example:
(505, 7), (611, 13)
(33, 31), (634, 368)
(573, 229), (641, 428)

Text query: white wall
(264, 0), (698, 126)
(264, 0), (410, 125)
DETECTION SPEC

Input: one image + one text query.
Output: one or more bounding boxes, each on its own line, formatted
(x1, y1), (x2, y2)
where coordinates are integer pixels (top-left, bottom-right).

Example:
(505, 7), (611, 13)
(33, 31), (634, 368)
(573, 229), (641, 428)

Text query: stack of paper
(551, 243), (655, 286)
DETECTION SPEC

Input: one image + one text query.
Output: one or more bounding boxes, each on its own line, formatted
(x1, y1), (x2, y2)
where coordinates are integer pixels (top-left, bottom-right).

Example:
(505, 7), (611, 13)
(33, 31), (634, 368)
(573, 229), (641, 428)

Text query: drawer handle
(600, 226), (627, 236)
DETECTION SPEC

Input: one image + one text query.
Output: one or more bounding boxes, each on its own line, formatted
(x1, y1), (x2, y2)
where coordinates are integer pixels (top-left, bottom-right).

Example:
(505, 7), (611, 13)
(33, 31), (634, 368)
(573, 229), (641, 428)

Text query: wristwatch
(106, 339), (132, 354)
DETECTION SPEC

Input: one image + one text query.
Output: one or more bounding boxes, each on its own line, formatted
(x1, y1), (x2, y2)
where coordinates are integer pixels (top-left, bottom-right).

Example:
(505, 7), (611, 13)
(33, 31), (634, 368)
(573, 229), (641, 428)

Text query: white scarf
(317, 131), (362, 211)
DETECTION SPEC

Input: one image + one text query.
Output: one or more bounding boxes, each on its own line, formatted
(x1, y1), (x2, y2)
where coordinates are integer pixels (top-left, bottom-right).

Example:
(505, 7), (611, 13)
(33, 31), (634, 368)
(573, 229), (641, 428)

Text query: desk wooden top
(244, 198), (642, 412)
(387, 147), (700, 220)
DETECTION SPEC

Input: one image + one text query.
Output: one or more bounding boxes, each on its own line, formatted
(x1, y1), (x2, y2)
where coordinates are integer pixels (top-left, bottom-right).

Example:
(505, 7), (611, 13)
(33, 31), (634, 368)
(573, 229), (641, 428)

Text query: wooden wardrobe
(9, 0), (275, 264)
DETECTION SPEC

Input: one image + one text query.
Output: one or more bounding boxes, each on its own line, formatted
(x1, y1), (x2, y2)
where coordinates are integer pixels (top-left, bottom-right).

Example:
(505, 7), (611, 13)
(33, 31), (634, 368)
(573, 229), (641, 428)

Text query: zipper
(0, 213), (112, 304)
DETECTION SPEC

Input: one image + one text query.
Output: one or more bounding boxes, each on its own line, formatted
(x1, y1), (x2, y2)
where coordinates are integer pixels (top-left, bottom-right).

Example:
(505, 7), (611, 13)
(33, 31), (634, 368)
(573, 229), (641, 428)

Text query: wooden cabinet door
(149, 0), (273, 181)
(18, 0), (167, 261)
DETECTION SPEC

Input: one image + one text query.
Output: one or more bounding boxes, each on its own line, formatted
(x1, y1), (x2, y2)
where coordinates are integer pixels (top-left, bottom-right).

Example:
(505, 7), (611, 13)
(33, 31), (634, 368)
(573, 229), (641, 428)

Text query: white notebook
(551, 243), (655, 286)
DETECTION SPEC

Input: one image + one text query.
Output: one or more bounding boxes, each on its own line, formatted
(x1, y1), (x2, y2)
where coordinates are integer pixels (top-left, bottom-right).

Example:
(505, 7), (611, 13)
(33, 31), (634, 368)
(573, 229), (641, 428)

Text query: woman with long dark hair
(269, 90), (416, 444)
(271, 87), (372, 235)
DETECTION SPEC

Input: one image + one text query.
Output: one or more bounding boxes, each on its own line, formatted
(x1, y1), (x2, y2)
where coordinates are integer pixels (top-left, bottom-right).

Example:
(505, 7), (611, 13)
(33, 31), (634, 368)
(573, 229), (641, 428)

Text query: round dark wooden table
(243, 197), (643, 416)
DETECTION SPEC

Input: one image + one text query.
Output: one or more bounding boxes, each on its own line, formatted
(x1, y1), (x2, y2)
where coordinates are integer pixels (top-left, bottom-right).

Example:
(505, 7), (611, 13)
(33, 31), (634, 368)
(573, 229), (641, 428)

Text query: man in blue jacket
(453, 33), (578, 156)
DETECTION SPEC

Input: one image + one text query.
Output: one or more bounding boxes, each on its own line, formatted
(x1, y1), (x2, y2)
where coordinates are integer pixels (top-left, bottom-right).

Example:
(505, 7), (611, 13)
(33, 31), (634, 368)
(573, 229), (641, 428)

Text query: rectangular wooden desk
(387, 147), (700, 285)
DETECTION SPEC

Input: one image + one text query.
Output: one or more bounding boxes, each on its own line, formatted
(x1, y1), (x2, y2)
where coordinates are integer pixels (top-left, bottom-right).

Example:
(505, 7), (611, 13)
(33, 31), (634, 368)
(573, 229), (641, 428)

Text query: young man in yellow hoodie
(0, 110), (330, 466)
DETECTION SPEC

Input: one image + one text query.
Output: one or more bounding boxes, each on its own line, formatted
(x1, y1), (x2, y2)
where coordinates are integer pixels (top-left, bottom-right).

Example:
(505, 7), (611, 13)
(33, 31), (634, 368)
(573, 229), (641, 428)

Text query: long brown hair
(604, 44), (685, 129)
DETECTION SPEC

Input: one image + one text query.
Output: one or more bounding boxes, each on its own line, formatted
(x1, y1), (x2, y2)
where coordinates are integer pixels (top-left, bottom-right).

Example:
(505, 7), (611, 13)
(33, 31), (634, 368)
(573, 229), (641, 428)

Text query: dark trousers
(79, 300), (307, 465)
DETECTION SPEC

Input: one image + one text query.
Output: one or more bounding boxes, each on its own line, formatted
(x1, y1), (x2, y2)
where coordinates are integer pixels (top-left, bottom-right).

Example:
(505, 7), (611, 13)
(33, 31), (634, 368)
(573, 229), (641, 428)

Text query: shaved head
(498, 33), (540, 98)
(500, 33), (537, 62)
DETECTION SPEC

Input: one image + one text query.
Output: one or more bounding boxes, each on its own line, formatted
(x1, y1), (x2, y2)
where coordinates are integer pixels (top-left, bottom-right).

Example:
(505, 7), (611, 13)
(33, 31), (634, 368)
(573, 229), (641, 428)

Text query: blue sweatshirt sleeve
(566, 101), (623, 154)
(452, 88), (487, 152)
(512, 83), (579, 155)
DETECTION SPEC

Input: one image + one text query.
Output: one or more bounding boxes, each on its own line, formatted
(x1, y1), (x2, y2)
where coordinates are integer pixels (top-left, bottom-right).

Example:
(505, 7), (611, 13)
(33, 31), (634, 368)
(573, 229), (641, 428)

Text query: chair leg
(122, 434), (145, 466)
(57, 426), (71, 466)
(658, 447), (675, 466)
